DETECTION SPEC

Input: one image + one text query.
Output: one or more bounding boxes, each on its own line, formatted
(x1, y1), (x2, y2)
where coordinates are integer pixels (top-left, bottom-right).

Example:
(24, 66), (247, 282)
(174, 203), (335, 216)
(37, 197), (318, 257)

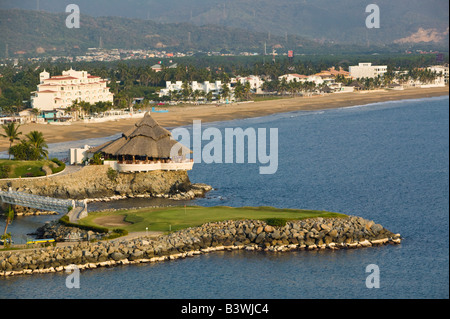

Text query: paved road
(57, 164), (83, 176)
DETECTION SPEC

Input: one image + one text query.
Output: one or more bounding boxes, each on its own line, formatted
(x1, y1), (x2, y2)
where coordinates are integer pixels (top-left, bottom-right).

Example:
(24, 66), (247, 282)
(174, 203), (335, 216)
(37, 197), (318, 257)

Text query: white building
(69, 145), (92, 165)
(159, 80), (228, 99)
(231, 75), (265, 94)
(428, 65), (449, 84)
(349, 63), (387, 79)
(31, 68), (114, 111)
(278, 73), (331, 86)
(278, 74), (309, 83)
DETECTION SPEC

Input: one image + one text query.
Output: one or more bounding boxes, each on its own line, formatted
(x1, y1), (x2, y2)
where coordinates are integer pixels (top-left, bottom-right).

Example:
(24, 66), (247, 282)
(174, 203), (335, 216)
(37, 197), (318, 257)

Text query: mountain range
(0, 1), (448, 58)
(1, 0), (448, 45)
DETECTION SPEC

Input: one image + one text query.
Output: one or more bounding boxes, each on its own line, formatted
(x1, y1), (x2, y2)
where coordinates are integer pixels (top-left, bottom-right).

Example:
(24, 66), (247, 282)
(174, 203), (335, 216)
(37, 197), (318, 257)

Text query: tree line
(0, 53), (446, 114)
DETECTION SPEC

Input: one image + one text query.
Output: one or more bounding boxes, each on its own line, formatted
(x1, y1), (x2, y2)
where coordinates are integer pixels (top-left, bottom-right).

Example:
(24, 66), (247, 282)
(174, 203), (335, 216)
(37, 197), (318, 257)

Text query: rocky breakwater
(0, 165), (212, 200)
(0, 216), (401, 277)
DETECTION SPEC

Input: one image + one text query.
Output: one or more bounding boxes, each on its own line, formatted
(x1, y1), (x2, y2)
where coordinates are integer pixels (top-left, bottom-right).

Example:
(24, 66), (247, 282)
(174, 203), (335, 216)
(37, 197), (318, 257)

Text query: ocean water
(0, 96), (448, 299)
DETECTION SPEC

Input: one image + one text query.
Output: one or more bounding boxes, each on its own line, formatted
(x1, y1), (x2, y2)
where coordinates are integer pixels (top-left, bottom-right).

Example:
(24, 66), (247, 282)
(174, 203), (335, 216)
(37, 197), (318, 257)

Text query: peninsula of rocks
(0, 216), (401, 277)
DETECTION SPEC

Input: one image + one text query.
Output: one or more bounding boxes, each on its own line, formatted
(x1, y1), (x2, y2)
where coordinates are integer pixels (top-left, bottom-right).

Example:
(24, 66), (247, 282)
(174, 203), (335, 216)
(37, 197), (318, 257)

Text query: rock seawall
(0, 166), (211, 200)
(0, 216), (401, 277)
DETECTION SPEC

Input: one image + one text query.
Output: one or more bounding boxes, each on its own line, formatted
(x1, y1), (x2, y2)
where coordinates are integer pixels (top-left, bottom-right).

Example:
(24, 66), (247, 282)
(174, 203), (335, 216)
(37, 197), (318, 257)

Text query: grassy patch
(78, 205), (347, 233)
(0, 159), (65, 178)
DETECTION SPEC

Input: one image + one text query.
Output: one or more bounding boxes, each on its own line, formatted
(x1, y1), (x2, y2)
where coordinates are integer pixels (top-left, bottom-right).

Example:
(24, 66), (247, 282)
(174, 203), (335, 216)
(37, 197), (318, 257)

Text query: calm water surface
(1, 96), (448, 299)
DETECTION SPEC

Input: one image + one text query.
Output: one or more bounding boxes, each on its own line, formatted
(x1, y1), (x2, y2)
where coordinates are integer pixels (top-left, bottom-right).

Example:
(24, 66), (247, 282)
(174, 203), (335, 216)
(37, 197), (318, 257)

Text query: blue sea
(1, 95), (448, 299)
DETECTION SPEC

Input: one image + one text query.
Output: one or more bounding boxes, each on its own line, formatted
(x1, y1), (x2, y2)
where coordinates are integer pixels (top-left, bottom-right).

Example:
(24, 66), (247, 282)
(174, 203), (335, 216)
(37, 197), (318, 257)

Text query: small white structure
(0, 116), (25, 125)
(349, 63), (387, 79)
(69, 145), (91, 165)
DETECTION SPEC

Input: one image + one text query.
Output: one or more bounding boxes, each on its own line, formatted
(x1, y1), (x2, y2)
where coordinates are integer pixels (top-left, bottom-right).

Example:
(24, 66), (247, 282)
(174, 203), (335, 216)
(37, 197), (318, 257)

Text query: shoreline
(0, 217), (402, 277)
(0, 86), (448, 152)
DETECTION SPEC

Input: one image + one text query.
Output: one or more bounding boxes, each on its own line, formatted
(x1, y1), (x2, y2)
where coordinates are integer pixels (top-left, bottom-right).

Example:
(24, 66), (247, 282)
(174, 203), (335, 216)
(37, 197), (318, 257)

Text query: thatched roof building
(89, 112), (191, 159)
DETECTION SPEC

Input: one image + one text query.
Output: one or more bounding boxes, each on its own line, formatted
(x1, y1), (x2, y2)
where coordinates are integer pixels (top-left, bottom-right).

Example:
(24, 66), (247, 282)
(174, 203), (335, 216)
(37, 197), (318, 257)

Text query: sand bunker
(93, 215), (131, 227)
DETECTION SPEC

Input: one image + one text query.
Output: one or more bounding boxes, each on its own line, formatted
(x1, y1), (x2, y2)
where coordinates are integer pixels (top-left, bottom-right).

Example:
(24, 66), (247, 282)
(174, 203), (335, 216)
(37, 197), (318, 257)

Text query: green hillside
(0, 9), (319, 57)
(1, 0), (448, 45)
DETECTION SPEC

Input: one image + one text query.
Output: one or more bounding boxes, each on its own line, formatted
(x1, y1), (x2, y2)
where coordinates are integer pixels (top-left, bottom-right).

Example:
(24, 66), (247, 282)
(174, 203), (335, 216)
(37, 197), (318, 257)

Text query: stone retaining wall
(0, 166), (211, 200)
(0, 216), (401, 277)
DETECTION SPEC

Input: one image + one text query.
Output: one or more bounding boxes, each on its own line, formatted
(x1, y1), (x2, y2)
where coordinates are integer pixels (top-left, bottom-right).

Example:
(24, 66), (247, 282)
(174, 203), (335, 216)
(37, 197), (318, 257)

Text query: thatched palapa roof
(89, 112), (191, 157)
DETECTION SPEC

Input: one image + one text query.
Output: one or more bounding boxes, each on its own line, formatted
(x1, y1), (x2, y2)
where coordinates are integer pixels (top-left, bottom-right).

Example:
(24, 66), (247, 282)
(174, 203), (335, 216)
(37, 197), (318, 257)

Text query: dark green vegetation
(78, 205), (347, 233)
(1, 123), (49, 161)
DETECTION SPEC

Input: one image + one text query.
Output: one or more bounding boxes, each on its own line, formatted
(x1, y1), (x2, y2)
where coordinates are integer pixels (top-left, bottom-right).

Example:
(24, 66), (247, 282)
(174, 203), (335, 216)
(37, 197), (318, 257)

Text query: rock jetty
(0, 216), (401, 277)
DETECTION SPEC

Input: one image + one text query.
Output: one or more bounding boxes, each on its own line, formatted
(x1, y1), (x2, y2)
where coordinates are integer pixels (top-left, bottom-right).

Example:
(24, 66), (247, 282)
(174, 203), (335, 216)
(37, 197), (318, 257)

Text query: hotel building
(349, 63), (387, 79)
(31, 68), (114, 111)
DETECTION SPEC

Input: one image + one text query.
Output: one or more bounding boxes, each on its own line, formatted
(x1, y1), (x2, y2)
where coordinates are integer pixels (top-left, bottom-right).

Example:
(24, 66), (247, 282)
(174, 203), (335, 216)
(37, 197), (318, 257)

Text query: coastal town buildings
(31, 68), (114, 111)
(349, 63), (388, 79)
(428, 65), (449, 84)
(158, 80), (230, 99)
(278, 74), (309, 83)
(230, 75), (266, 94)
(277, 74), (331, 86)
(151, 64), (163, 72)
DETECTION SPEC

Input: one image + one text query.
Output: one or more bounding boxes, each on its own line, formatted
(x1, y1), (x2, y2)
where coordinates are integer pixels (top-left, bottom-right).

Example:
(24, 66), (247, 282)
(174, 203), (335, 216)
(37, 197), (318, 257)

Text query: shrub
(59, 215), (109, 233)
(107, 167), (118, 181)
(50, 158), (66, 174)
(264, 218), (290, 227)
(9, 141), (36, 160)
(105, 228), (129, 239)
(0, 165), (10, 178)
(90, 153), (103, 165)
(51, 158), (64, 166)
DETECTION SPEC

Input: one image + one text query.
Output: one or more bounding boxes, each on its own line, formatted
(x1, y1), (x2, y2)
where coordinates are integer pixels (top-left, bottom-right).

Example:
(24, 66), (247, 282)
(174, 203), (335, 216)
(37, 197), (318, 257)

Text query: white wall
(349, 63), (387, 79)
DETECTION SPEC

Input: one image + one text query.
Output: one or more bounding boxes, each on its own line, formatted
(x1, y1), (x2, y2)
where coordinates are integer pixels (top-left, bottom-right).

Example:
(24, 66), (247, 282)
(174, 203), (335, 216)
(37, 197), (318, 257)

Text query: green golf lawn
(0, 159), (65, 178)
(78, 205), (347, 233)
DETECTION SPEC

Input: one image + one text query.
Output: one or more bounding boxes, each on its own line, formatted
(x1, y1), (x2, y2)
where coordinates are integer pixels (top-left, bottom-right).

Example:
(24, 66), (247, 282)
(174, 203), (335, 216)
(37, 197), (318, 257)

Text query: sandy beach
(0, 86), (448, 152)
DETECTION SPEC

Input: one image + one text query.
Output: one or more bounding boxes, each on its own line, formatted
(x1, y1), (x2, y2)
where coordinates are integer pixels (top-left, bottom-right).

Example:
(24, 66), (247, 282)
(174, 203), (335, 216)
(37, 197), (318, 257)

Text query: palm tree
(26, 130), (48, 159)
(192, 89), (201, 103)
(68, 100), (80, 121)
(2, 205), (14, 247)
(181, 80), (192, 102)
(206, 91), (213, 103)
(221, 84), (230, 101)
(234, 81), (244, 101)
(30, 108), (41, 122)
(243, 81), (251, 100)
(1, 122), (22, 160)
